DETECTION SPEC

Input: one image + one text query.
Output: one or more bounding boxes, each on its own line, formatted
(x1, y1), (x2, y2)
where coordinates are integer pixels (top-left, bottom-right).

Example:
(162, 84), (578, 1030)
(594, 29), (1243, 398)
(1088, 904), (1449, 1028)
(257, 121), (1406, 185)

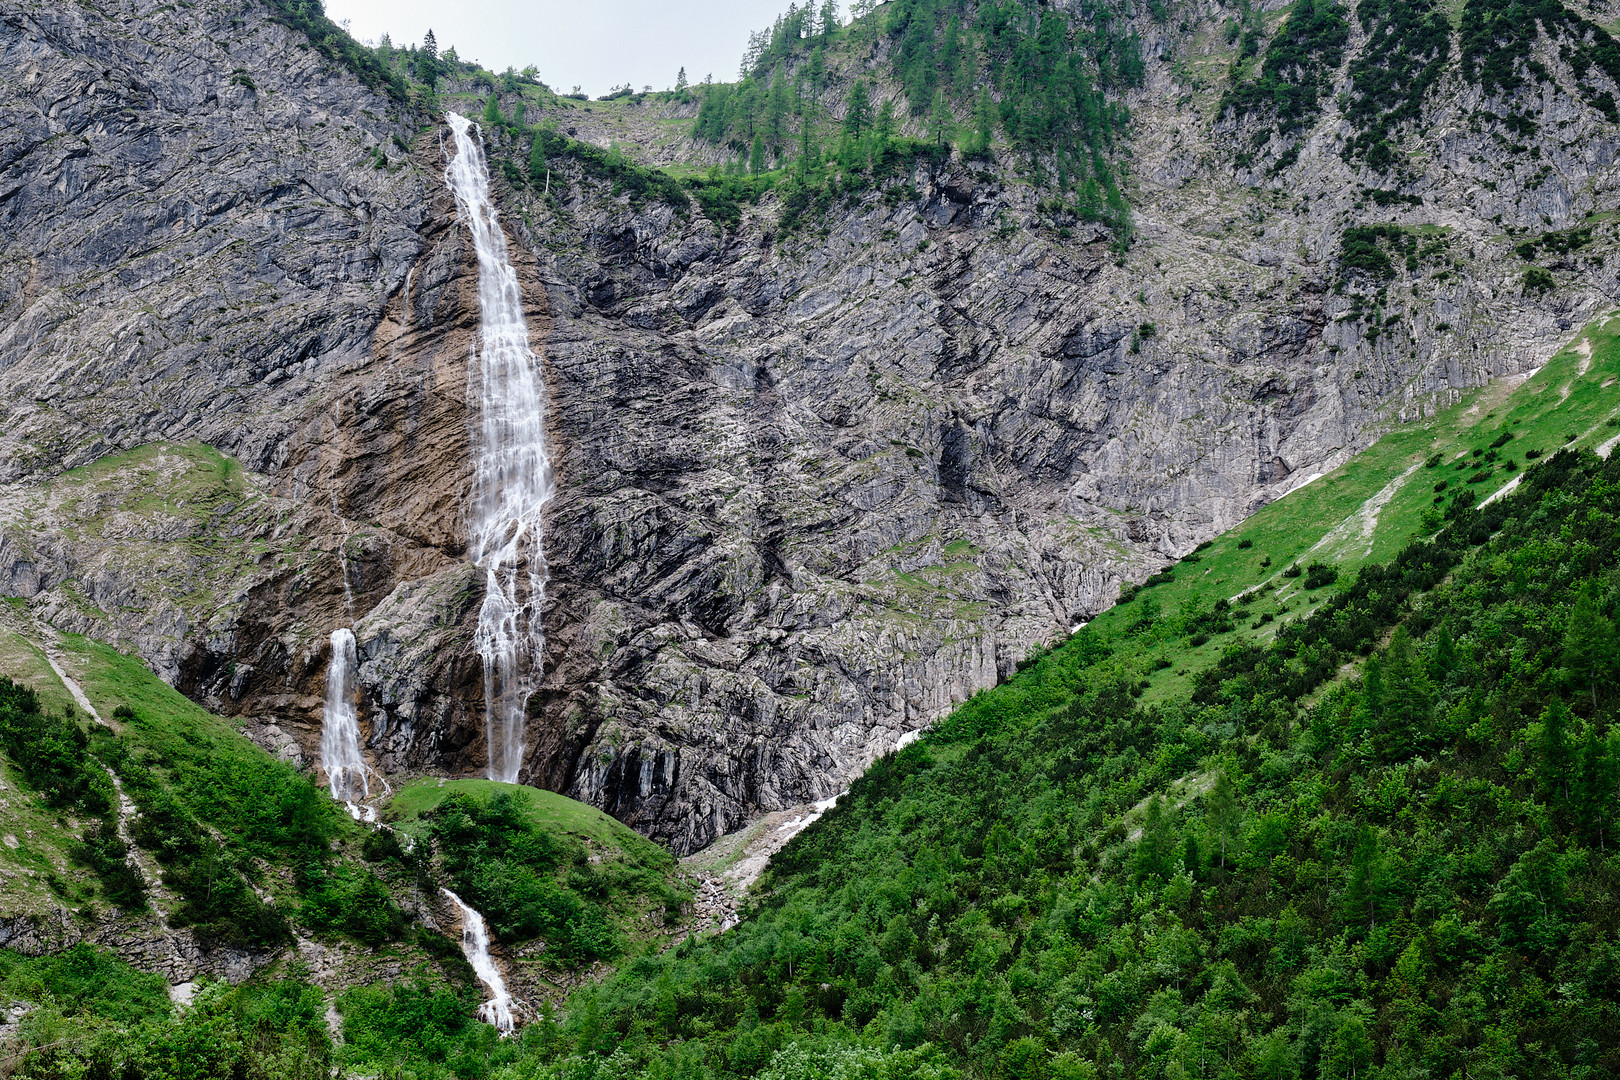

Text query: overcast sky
(323, 0), (823, 97)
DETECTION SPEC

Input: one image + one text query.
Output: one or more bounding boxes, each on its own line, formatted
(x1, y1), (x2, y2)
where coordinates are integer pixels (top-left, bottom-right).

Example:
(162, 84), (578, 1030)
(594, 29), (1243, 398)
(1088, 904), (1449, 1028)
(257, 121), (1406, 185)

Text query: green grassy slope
(390, 777), (659, 854)
(1076, 312), (1620, 706)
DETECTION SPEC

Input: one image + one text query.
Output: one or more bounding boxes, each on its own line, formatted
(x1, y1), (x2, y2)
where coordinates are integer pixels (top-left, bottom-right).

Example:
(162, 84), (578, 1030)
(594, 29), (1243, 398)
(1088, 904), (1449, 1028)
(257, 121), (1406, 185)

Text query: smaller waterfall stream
(320, 629), (370, 817)
(441, 888), (516, 1033)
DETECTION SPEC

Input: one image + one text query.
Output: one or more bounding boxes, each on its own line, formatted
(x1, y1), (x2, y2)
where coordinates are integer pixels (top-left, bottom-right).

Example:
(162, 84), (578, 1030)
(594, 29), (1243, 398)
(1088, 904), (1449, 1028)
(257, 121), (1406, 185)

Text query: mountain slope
(5, 334), (1618, 1078)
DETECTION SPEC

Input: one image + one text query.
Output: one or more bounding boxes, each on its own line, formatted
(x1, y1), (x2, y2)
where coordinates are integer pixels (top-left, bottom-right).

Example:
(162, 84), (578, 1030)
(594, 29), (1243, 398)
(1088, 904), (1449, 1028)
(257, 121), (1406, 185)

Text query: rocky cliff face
(3, 0), (1618, 853)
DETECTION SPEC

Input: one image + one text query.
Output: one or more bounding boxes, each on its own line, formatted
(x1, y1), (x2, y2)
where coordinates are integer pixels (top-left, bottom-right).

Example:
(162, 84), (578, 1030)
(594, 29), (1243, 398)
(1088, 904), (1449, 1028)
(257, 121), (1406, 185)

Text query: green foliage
(6, 970), (333, 1080)
(691, 0), (1137, 221)
(1342, 0), (1451, 166)
(0, 946), (170, 1025)
(527, 126), (690, 211)
(0, 678), (143, 908)
(1222, 0), (1350, 140)
(1524, 265), (1556, 292)
(492, 446), (1620, 1079)
(1338, 223), (1412, 282)
(264, 0), (408, 101)
(0, 677), (111, 815)
(1460, 0), (1620, 120)
(299, 862), (407, 945)
(71, 644), (347, 947)
(338, 981), (500, 1077)
(424, 791), (622, 963)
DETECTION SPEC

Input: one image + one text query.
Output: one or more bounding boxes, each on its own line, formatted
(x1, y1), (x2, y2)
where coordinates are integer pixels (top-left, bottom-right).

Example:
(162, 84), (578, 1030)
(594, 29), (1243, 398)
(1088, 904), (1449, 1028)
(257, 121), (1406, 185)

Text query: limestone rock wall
(2, 0), (1618, 855)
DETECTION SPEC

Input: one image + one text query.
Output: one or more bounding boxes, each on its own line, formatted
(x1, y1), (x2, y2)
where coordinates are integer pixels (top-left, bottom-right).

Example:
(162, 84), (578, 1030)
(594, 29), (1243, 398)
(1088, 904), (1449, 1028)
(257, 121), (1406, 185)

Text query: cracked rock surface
(3, 0), (1619, 857)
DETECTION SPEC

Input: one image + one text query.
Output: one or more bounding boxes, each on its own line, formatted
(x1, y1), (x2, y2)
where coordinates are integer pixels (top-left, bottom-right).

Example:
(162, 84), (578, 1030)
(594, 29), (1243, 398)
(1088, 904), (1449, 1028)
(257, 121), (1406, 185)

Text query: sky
(323, 0), (826, 97)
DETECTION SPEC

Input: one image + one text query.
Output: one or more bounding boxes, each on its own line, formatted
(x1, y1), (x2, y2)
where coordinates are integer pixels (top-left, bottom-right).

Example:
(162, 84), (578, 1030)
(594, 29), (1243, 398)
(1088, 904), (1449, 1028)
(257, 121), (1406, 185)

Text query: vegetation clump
(1222, 0), (1350, 165)
(1341, 0), (1451, 168)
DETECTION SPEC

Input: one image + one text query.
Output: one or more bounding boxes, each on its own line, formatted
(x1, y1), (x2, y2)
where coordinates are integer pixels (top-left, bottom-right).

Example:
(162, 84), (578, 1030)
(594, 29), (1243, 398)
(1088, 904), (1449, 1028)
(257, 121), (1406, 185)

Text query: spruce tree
(1538, 698), (1574, 810)
(416, 30), (439, 91)
(482, 95), (502, 128)
(1563, 582), (1618, 708)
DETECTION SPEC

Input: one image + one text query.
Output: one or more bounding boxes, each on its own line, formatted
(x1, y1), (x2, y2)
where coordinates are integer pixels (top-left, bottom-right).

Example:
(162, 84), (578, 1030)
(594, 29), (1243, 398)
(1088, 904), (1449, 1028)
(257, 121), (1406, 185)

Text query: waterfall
(321, 628), (369, 808)
(443, 111), (554, 785)
(441, 888), (517, 1033)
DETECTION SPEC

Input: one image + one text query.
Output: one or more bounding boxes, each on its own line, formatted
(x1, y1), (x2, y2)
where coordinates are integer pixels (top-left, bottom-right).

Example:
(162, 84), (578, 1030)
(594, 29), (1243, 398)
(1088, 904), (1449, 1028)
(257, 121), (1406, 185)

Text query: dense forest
(687, 0), (1138, 224)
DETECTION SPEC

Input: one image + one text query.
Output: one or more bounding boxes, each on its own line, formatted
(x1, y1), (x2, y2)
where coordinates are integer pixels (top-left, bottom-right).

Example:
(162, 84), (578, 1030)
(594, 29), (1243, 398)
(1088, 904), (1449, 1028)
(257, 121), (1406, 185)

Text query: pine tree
(940, 16), (963, 97)
(1375, 626), (1433, 757)
(1343, 825), (1394, 932)
(1572, 726), (1615, 848)
(676, 67), (689, 92)
(819, 0), (840, 39)
(1133, 796), (1177, 882)
(874, 98), (896, 146)
(1427, 623), (1459, 689)
(797, 103), (817, 174)
(967, 86), (996, 155)
(482, 95), (502, 128)
(749, 133), (767, 174)
(767, 73), (792, 150)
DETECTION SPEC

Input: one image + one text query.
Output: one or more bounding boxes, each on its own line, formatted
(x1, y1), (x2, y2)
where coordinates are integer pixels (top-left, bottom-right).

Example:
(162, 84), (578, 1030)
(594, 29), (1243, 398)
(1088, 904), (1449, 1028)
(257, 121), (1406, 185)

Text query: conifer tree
(482, 95), (502, 128)
(844, 79), (872, 138)
(1538, 698), (1574, 809)
(1343, 825), (1394, 931)
(1572, 727), (1615, 848)
(1430, 623), (1457, 682)
(1133, 796), (1177, 882)
(415, 31), (439, 91)
(819, 0), (840, 40)
(967, 87), (996, 155)
(749, 133), (767, 174)
(1563, 582), (1618, 708)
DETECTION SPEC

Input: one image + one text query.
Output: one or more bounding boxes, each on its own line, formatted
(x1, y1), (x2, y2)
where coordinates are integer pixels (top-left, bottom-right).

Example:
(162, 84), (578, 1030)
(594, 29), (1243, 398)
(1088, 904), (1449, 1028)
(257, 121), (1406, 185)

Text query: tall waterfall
(321, 628), (369, 805)
(441, 888), (517, 1033)
(443, 111), (553, 784)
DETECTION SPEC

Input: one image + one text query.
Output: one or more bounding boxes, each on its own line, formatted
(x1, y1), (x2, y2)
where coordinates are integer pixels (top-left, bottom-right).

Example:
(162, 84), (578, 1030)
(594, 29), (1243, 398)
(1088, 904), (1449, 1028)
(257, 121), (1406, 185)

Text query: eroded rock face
(3, 0), (1618, 854)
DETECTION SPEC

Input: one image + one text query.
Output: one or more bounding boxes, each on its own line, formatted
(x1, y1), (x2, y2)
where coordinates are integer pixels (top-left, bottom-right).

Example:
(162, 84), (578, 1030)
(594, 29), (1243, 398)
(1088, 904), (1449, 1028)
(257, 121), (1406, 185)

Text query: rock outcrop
(3, 0), (1618, 854)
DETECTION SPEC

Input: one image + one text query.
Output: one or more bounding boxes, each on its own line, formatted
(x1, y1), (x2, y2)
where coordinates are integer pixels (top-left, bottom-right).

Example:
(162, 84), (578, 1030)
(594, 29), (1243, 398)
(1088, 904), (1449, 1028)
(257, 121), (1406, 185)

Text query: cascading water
(320, 628), (370, 815)
(441, 888), (517, 1033)
(443, 111), (554, 785)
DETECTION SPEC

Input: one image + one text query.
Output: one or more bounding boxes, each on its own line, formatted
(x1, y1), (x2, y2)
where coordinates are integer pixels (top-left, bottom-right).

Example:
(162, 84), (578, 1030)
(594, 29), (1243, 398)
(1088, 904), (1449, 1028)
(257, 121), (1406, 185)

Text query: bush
(1302, 561), (1339, 590)
(1523, 266), (1555, 292)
